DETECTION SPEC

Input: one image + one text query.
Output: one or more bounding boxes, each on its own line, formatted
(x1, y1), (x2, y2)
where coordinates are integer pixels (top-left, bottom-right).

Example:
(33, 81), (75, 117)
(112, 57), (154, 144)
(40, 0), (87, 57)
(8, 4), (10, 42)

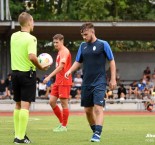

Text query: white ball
(38, 53), (53, 66)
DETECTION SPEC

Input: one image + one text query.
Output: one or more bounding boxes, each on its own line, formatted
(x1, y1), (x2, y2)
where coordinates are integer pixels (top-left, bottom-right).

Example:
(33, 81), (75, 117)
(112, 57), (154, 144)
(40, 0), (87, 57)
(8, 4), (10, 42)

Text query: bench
(105, 99), (149, 110)
(0, 98), (152, 111)
(0, 99), (82, 111)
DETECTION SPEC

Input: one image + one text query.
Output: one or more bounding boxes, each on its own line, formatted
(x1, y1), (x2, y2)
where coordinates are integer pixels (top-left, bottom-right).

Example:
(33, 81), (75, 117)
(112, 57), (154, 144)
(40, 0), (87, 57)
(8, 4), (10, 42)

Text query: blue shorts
(81, 83), (106, 107)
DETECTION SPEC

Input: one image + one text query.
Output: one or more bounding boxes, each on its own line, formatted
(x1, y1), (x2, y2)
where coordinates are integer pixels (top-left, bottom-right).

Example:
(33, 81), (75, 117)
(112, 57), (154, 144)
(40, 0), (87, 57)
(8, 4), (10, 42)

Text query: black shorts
(12, 70), (36, 102)
(39, 90), (46, 96)
(81, 83), (106, 107)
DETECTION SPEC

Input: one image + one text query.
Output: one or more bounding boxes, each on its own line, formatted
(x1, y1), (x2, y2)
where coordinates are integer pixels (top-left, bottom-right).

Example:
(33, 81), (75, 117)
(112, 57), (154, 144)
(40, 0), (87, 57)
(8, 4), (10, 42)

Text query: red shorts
(51, 84), (71, 99)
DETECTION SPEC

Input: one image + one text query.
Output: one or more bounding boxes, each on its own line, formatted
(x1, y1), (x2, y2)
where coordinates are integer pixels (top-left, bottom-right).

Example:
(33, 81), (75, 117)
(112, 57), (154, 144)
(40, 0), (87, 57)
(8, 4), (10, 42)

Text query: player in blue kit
(65, 22), (116, 142)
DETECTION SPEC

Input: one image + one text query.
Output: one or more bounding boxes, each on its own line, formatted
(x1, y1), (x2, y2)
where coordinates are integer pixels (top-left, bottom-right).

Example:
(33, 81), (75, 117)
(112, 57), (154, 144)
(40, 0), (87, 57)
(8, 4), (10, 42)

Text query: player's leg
(13, 71), (36, 144)
(55, 98), (69, 132)
(60, 98), (69, 126)
(50, 84), (63, 128)
(90, 84), (106, 142)
(81, 86), (96, 133)
(54, 85), (71, 132)
(91, 104), (103, 142)
(90, 105), (103, 142)
(18, 72), (36, 143)
(84, 107), (96, 133)
(13, 102), (21, 140)
(50, 95), (63, 125)
(13, 101), (31, 144)
(12, 72), (21, 142)
(18, 101), (31, 139)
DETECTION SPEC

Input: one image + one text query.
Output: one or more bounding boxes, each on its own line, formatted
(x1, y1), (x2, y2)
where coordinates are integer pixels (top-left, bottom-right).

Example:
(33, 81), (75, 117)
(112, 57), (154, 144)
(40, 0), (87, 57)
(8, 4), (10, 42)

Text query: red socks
(62, 108), (69, 126)
(53, 106), (69, 126)
(53, 105), (62, 123)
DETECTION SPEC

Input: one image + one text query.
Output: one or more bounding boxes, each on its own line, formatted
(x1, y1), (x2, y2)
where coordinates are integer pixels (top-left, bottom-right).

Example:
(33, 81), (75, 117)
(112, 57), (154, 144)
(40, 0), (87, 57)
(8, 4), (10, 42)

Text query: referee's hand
(41, 63), (50, 70)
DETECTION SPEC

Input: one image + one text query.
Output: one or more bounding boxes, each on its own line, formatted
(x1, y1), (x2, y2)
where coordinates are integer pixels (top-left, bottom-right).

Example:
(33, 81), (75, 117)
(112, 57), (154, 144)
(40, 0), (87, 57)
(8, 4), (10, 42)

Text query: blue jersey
(75, 39), (114, 86)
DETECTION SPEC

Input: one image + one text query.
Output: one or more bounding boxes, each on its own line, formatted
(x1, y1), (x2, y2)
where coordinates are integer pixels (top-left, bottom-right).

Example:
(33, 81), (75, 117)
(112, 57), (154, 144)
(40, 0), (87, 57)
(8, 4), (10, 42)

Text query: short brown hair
(53, 34), (64, 41)
(80, 22), (94, 33)
(18, 12), (32, 27)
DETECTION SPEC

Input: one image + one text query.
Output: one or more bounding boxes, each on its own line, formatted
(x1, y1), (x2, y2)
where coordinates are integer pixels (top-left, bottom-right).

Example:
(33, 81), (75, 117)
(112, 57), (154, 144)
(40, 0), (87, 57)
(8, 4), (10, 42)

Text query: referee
(11, 12), (48, 144)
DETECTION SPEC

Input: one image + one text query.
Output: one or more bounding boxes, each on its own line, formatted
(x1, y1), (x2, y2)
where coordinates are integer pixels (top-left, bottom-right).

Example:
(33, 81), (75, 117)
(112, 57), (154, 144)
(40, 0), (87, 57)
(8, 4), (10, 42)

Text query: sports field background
(0, 112), (155, 145)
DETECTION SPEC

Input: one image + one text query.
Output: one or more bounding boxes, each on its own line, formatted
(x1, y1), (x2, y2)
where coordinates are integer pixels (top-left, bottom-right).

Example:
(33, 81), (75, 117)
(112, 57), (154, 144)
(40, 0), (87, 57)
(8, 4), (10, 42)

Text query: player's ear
(27, 19), (32, 26)
(91, 29), (95, 34)
(26, 21), (30, 27)
(61, 39), (64, 44)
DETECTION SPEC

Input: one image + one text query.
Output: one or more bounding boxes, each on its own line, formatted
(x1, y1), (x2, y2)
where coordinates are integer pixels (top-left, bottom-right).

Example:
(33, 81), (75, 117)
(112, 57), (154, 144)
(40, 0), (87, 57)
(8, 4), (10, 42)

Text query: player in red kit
(43, 34), (72, 132)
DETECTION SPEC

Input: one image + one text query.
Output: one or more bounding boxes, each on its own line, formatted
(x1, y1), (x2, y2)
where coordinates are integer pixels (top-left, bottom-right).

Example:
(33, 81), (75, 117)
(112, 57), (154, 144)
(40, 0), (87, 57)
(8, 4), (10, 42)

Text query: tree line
(9, 0), (155, 52)
(10, 0), (155, 21)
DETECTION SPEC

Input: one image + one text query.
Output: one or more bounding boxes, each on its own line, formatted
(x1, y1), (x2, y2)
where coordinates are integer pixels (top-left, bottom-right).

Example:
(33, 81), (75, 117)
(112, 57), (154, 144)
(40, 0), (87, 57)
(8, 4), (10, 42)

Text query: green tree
(9, 0), (155, 21)
(122, 0), (151, 20)
(9, 0), (25, 20)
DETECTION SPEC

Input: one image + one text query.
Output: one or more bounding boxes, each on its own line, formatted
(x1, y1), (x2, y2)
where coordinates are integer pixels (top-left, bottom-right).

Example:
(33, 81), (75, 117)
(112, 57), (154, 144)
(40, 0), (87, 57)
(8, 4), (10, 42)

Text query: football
(38, 53), (53, 66)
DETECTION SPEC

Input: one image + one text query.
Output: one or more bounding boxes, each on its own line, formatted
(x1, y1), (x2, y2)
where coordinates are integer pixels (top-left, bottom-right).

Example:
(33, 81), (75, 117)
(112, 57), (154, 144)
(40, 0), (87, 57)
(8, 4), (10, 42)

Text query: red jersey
(55, 47), (72, 85)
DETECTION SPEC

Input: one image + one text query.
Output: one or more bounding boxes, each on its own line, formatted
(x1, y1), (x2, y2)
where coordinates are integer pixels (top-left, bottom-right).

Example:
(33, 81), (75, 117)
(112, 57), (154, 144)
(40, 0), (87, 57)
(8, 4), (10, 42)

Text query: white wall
(36, 51), (155, 81)
(114, 52), (155, 80)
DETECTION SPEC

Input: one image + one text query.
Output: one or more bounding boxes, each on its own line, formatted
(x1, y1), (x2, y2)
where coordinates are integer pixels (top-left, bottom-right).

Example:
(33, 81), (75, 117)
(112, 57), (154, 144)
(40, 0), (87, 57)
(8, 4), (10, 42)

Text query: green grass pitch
(0, 114), (155, 145)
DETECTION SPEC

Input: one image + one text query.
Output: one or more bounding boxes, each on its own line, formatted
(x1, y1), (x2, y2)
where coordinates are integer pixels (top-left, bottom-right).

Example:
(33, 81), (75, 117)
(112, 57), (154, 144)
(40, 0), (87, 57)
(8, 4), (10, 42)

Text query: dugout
(1, 21), (155, 80)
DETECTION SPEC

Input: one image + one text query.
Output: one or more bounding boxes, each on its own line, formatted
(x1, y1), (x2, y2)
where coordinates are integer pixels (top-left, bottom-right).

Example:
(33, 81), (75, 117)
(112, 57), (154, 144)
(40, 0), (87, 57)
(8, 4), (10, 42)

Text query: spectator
(73, 73), (83, 90)
(106, 67), (111, 85)
(128, 80), (138, 99)
(38, 80), (47, 98)
(151, 86), (155, 96)
(151, 73), (155, 86)
(117, 84), (127, 100)
(0, 79), (6, 99)
(76, 67), (83, 78)
(144, 76), (154, 99)
(143, 66), (151, 78)
(116, 69), (120, 85)
(44, 75), (54, 99)
(143, 88), (150, 100)
(70, 82), (78, 99)
(105, 89), (113, 100)
(144, 99), (154, 112)
(5, 74), (13, 99)
(146, 76), (154, 91)
(75, 89), (81, 100)
(137, 79), (146, 99)
(36, 77), (40, 98)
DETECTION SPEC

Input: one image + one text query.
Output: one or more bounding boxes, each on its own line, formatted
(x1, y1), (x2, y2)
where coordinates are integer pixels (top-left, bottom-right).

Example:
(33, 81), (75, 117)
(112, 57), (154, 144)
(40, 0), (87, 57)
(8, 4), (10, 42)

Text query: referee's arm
(29, 53), (47, 70)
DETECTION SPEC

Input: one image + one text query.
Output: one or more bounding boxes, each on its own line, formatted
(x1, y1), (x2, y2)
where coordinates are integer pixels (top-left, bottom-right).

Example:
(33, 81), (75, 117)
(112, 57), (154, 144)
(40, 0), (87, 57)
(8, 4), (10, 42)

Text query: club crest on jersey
(93, 46), (96, 51)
